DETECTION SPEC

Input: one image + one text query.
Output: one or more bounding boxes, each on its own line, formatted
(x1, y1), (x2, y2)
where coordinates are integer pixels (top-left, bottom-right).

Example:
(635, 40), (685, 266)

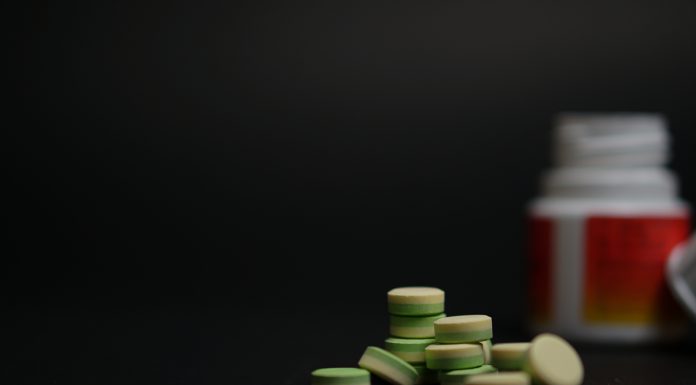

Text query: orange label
(583, 216), (690, 324)
(529, 217), (552, 323)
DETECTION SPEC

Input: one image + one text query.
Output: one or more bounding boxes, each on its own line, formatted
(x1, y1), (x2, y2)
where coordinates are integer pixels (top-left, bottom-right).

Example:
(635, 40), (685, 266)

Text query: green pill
(439, 365), (497, 385)
(359, 346), (419, 385)
(523, 334), (583, 385)
(491, 343), (530, 371)
(465, 372), (530, 385)
(311, 368), (371, 385)
(388, 287), (445, 316)
(480, 340), (492, 364)
(434, 315), (493, 343)
(385, 337), (435, 363)
(425, 343), (484, 370)
(390, 313), (446, 338)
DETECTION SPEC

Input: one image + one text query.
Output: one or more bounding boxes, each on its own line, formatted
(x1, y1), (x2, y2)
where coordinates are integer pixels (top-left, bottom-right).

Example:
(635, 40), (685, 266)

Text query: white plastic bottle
(527, 113), (691, 343)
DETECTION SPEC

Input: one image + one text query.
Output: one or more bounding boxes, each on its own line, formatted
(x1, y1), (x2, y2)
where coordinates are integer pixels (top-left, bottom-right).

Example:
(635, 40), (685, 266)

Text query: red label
(529, 217), (552, 323)
(583, 216), (690, 324)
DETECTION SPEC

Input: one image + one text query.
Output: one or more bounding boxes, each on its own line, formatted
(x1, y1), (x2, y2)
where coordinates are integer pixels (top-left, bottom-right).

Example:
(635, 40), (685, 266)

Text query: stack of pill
(383, 287), (446, 385)
(428, 315), (496, 385)
(311, 287), (584, 385)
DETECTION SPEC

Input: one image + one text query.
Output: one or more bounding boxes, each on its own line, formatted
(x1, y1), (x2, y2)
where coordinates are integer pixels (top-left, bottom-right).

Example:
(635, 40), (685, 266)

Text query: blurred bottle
(527, 113), (691, 343)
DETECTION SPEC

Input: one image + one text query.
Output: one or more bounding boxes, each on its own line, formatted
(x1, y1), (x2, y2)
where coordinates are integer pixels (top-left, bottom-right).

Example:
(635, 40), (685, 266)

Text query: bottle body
(527, 197), (690, 343)
(527, 113), (691, 343)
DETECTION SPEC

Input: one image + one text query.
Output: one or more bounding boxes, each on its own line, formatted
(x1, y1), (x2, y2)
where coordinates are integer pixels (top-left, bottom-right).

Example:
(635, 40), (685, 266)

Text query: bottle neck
(541, 167), (678, 201)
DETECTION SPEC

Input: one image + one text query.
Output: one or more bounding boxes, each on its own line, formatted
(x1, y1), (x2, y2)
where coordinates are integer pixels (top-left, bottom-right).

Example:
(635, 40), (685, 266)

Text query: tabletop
(13, 307), (696, 384)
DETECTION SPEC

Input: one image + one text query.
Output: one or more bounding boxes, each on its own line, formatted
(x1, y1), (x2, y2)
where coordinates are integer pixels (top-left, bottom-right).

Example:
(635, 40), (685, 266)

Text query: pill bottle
(527, 113), (691, 343)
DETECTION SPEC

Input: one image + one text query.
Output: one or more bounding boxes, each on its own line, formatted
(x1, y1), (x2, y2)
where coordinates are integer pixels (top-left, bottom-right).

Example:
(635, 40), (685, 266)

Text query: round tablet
(491, 343), (530, 371)
(424, 343), (484, 370)
(479, 340), (492, 364)
(385, 338), (436, 363)
(388, 287), (445, 316)
(412, 364), (438, 385)
(359, 346), (419, 385)
(523, 334), (583, 385)
(439, 365), (497, 385)
(390, 313), (445, 338)
(434, 315), (493, 343)
(464, 372), (530, 385)
(311, 368), (371, 385)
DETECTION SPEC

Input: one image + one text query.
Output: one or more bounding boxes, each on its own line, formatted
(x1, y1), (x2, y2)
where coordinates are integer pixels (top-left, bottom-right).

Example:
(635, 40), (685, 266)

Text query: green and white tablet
(359, 346), (418, 385)
(388, 287), (445, 316)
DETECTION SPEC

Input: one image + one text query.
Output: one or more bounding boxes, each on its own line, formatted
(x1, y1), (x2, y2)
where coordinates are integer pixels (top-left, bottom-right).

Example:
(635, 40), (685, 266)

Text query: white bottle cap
(554, 113), (669, 167)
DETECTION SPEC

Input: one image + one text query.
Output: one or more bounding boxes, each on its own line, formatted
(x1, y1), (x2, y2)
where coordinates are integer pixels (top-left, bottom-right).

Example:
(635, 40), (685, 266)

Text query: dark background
(10, 1), (696, 384)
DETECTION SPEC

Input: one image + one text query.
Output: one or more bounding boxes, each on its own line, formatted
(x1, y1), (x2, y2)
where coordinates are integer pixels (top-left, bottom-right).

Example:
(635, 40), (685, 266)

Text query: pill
(359, 346), (419, 385)
(490, 343), (530, 371)
(385, 337), (436, 363)
(311, 368), (371, 385)
(439, 365), (497, 385)
(412, 364), (438, 385)
(479, 340), (492, 364)
(390, 313), (446, 338)
(424, 343), (484, 370)
(388, 287), (445, 316)
(463, 372), (530, 385)
(523, 334), (583, 385)
(434, 315), (493, 343)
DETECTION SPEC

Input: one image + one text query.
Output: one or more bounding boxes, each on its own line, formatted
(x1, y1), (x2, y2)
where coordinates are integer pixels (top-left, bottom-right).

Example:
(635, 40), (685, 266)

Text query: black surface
(10, 1), (696, 383)
(13, 307), (696, 384)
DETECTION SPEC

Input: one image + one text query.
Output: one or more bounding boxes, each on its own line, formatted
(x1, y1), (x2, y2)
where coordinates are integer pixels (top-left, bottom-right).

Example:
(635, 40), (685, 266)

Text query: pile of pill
(311, 287), (583, 385)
